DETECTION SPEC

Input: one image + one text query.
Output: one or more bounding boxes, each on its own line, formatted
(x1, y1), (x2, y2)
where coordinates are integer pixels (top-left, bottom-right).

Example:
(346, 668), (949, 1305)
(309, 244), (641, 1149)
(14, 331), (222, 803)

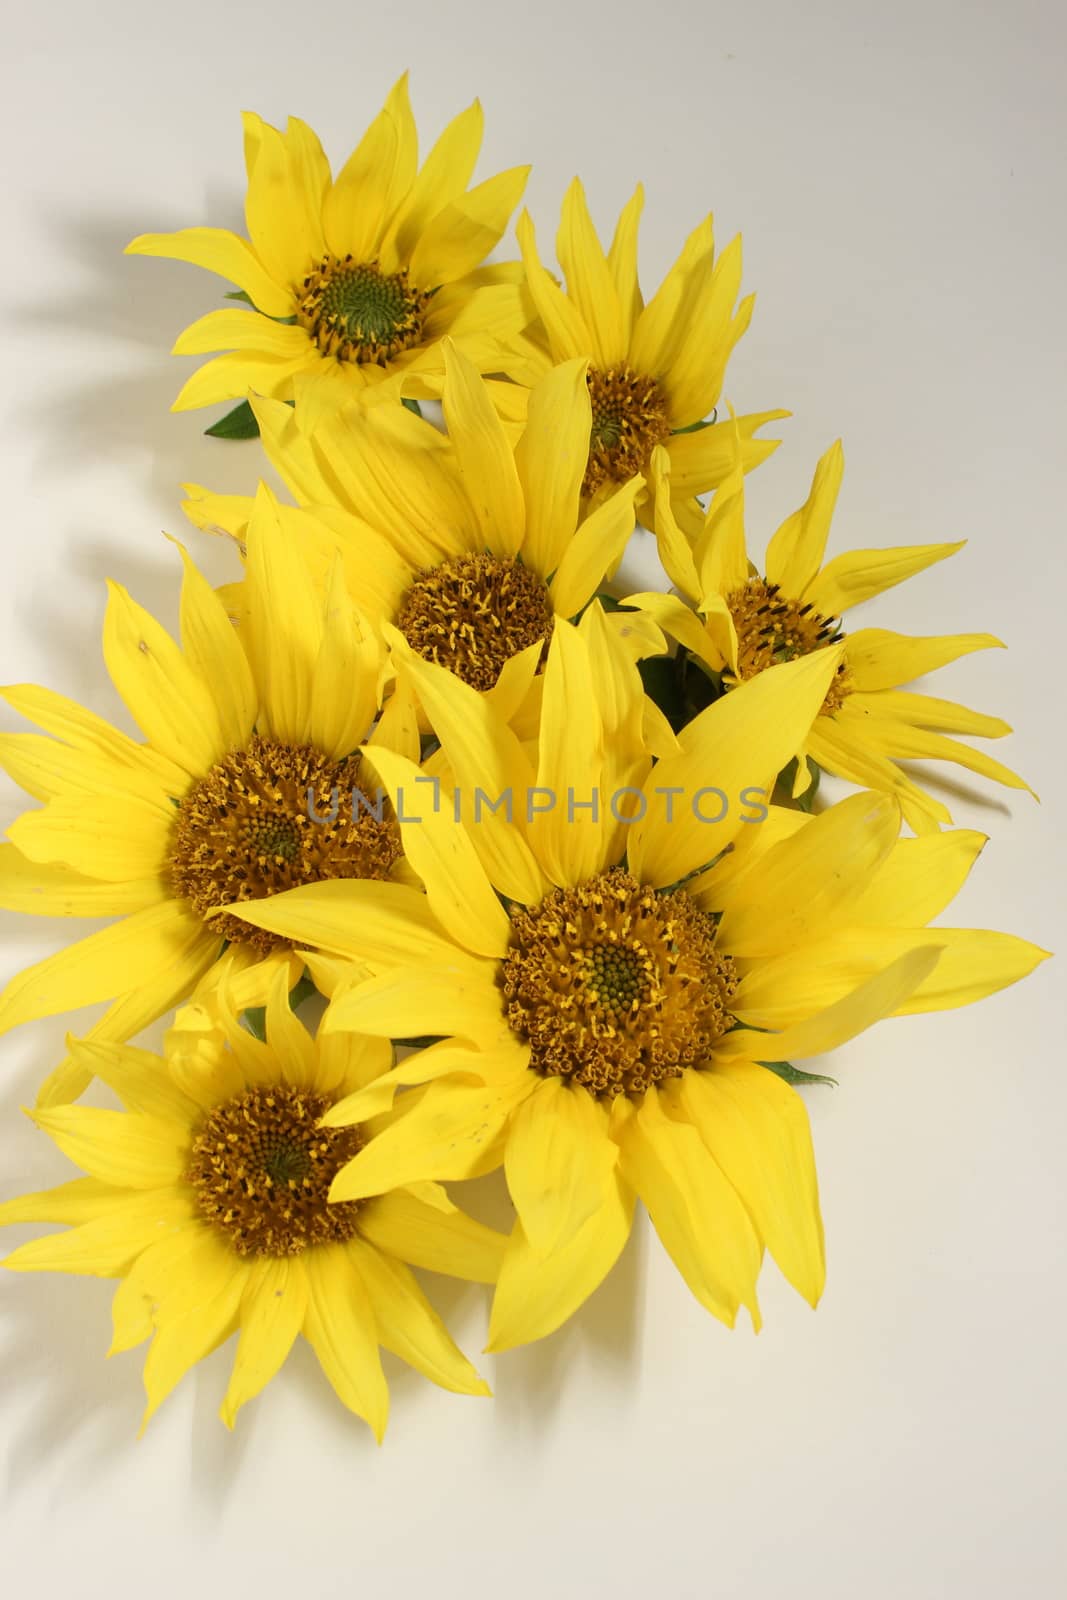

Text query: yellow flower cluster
(0, 77), (1048, 1439)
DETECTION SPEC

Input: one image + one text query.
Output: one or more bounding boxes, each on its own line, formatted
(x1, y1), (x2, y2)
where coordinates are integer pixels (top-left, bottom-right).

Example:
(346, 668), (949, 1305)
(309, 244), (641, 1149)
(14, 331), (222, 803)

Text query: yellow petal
(8, 787), (170, 882)
(0, 901), (218, 1038)
(716, 790), (901, 957)
(388, 98), (483, 267)
(529, 620), (607, 886)
(726, 944), (944, 1061)
(171, 349), (316, 413)
(764, 440), (845, 596)
(676, 1066), (824, 1306)
(309, 561), (381, 760)
(242, 112), (326, 284)
(31, 1105), (188, 1189)
(514, 357), (590, 579)
(658, 237), (749, 423)
(662, 410), (786, 498)
(556, 177), (626, 366)
(848, 830), (987, 926)
(140, 1228), (244, 1428)
(485, 1174), (635, 1352)
(805, 541), (966, 616)
(172, 307), (310, 359)
(515, 209), (592, 361)
(618, 1087), (761, 1328)
(170, 539), (257, 750)
(0, 843), (162, 918)
(804, 716), (951, 833)
(302, 1245), (389, 1439)
(549, 476), (642, 618)
(0, 1175), (126, 1228)
(348, 1237), (490, 1395)
(732, 928), (1049, 1026)
(102, 579), (227, 774)
(845, 628), (1004, 691)
(329, 1072), (532, 1201)
(408, 166), (530, 286)
(389, 643), (546, 904)
(242, 483), (321, 744)
(606, 184), (645, 342)
(326, 958), (506, 1047)
(3, 1189), (193, 1277)
(65, 1038), (199, 1124)
(357, 1187), (506, 1283)
(850, 711), (1032, 795)
(504, 1077), (618, 1257)
(220, 1255), (308, 1428)
(125, 226), (292, 317)
(227, 878), (464, 967)
(629, 646), (844, 888)
(628, 216), (714, 381)
(442, 341), (526, 558)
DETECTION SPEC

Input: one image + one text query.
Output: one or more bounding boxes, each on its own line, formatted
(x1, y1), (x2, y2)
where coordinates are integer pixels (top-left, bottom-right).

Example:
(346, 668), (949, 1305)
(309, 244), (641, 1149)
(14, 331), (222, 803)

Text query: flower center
(169, 735), (401, 954)
(296, 255), (431, 365)
(186, 1086), (364, 1257)
(500, 868), (738, 1099)
(583, 365), (672, 497)
(395, 554), (555, 692)
(725, 577), (852, 714)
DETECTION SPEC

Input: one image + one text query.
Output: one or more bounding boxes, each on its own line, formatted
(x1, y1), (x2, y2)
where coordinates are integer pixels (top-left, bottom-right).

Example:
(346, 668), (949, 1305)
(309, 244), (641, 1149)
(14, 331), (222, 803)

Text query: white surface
(1, 1), (1065, 1594)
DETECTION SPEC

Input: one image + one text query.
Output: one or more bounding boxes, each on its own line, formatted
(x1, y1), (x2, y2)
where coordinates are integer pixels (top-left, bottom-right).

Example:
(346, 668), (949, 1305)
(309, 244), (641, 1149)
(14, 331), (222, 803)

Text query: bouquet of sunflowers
(0, 78), (1047, 1438)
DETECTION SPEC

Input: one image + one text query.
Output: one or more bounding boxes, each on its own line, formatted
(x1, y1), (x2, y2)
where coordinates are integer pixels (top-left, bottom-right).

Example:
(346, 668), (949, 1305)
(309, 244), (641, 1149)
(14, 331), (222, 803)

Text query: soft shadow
(896, 761), (1017, 821)
(21, 205), (263, 510)
(0, 1270), (140, 1499)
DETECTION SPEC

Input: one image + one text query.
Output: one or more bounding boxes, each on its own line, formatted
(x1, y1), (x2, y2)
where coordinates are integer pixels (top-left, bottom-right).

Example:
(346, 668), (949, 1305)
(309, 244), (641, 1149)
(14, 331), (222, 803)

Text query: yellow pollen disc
(583, 365), (672, 497)
(396, 554), (554, 692)
(186, 1086), (364, 1257)
(169, 735), (401, 954)
(296, 255), (431, 365)
(500, 868), (738, 1099)
(725, 576), (852, 714)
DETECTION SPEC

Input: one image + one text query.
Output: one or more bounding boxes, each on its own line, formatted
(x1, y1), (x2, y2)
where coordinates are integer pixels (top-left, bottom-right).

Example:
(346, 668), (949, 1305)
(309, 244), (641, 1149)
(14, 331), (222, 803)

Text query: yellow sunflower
(627, 439), (1034, 831)
(126, 76), (530, 429)
(0, 487), (419, 1106)
(0, 968), (502, 1435)
(502, 178), (786, 533)
(183, 341), (666, 706)
(222, 609), (1047, 1348)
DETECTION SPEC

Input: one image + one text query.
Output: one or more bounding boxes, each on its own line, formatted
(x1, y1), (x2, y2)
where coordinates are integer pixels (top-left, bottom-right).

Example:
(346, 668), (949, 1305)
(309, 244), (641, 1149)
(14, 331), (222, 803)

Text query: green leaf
(760, 1060), (838, 1089)
(401, 397), (423, 416)
(204, 399), (260, 441)
(776, 756), (822, 813)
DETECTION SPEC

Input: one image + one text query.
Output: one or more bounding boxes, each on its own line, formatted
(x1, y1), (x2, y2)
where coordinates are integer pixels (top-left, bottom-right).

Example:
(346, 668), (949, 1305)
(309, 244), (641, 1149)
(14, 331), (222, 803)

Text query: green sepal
(394, 1035), (444, 1051)
(639, 646), (723, 735)
(401, 397), (423, 416)
(760, 1059), (838, 1089)
(204, 399), (260, 440)
(225, 289), (255, 307)
(671, 411), (717, 435)
(241, 972), (321, 1041)
(776, 756), (822, 813)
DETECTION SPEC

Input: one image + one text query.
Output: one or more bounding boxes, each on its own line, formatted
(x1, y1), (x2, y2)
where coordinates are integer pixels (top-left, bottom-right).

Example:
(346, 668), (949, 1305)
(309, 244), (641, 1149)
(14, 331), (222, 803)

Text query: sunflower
(626, 439), (1034, 831)
(501, 178), (786, 533)
(183, 341), (666, 705)
(222, 610), (1047, 1348)
(0, 487), (418, 1106)
(126, 76), (530, 429)
(0, 969), (502, 1435)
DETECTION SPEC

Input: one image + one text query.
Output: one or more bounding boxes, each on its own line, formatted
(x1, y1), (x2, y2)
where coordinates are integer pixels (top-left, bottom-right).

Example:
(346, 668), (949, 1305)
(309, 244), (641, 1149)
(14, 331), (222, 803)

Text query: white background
(1, 1), (1064, 1594)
